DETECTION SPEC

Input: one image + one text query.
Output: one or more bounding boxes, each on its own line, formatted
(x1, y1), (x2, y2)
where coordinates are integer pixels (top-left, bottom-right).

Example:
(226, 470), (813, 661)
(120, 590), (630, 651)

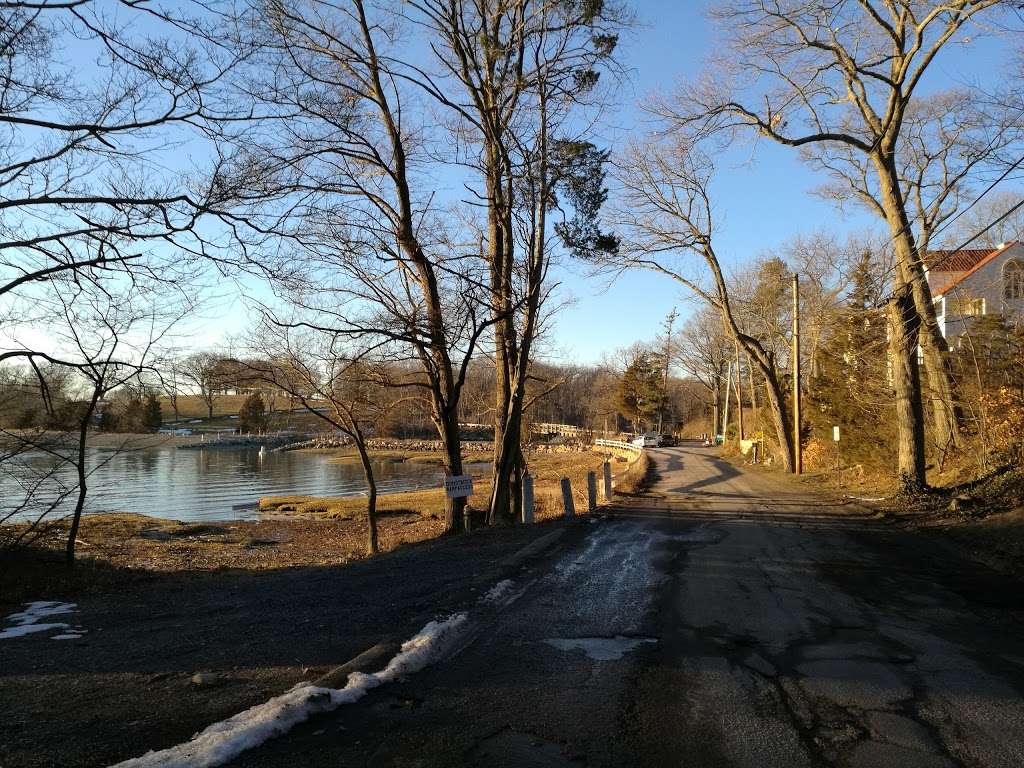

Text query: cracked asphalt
(231, 444), (1024, 767)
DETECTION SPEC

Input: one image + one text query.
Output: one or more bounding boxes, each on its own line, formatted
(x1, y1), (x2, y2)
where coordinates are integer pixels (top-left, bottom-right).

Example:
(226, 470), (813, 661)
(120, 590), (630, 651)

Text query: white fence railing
(593, 438), (642, 453)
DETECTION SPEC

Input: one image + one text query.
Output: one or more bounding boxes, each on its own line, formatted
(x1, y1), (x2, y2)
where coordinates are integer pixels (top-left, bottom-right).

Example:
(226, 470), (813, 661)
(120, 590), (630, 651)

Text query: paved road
(233, 444), (1024, 767)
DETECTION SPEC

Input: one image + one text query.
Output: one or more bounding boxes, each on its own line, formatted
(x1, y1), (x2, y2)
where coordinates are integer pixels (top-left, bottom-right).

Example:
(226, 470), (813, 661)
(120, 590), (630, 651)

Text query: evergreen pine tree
(143, 394), (162, 433)
(238, 393), (267, 434)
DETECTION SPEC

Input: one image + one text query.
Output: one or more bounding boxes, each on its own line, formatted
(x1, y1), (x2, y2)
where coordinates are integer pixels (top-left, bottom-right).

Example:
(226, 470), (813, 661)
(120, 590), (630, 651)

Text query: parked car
(660, 434), (677, 447)
(632, 434), (661, 448)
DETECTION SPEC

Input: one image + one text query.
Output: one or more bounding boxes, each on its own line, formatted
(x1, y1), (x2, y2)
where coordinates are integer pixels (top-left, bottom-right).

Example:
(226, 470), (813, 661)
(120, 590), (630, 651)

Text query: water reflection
(2, 447), (468, 523)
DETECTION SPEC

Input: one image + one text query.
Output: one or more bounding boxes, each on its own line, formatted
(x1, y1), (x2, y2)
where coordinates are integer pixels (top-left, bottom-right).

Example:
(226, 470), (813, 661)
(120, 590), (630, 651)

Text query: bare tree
(220, 0), (504, 534)
(945, 189), (1024, 247)
(659, 0), (1019, 490)
(156, 353), (187, 423)
(611, 138), (797, 470)
(0, 2), (248, 310)
(2, 268), (188, 564)
(405, 0), (625, 524)
(180, 352), (224, 420)
(676, 308), (732, 437)
(0, 1), (254, 501)
(249, 324), (391, 555)
(809, 88), (1023, 454)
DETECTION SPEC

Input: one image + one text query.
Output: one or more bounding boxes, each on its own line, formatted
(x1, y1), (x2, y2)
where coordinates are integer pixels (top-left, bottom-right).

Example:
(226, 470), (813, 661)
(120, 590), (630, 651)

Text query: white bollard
(587, 471), (597, 513)
(522, 474), (534, 524)
(603, 461), (613, 500)
(560, 477), (575, 519)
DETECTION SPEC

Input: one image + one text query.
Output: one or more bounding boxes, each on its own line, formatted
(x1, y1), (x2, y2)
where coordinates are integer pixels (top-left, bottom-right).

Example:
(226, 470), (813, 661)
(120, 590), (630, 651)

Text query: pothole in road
(543, 635), (658, 661)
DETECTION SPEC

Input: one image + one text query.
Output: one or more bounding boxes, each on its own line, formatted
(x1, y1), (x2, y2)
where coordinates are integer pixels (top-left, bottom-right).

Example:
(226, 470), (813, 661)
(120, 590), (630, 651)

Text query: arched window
(1005, 259), (1024, 300)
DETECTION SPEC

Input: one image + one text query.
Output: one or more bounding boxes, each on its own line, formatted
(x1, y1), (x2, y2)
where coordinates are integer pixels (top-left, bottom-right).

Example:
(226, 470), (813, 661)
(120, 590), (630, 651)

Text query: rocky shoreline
(276, 436), (589, 454)
(178, 434), (301, 451)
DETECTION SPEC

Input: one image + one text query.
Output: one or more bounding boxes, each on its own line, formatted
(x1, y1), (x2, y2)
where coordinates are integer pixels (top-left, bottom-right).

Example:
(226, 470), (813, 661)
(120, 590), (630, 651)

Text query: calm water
(2, 447), (471, 523)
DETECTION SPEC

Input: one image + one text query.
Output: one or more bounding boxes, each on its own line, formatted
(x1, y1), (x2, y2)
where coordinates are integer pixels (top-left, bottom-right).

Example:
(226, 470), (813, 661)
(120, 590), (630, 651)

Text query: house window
(946, 297), (985, 316)
(1005, 259), (1024, 300)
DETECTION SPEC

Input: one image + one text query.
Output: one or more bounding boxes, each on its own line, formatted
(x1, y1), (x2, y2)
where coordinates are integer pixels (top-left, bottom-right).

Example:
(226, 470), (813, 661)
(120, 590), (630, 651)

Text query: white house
(925, 241), (1024, 342)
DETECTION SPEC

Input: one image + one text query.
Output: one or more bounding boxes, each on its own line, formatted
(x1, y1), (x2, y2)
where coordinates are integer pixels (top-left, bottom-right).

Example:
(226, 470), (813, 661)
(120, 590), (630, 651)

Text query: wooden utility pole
(792, 273), (803, 474)
(722, 359), (733, 442)
(734, 340), (744, 441)
(712, 384), (720, 440)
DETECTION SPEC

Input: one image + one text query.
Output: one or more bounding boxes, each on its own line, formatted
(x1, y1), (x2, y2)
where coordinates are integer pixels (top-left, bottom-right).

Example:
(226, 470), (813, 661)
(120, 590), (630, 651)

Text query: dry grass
(613, 452), (653, 495)
(260, 450), (612, 521)
(159, 395), (250, 419)
(160, 395), (331, 422)
(1, 511), (445, 593)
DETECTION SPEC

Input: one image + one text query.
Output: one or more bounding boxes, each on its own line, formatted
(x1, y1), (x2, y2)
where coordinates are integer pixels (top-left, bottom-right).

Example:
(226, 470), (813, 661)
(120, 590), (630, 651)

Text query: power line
(866, 102), (1024, 299)
(869, 146), (1024, 308)
(880, 193), (1024, 307)
(913, 153), (1024, 272)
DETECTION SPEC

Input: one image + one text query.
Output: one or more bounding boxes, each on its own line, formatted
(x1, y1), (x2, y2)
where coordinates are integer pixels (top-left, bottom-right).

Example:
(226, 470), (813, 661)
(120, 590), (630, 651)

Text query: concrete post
(602, 461), (613, 500)
(586, 471), (597, 513)
(522, 474), (534, 524)
(560, 477), (575, 519)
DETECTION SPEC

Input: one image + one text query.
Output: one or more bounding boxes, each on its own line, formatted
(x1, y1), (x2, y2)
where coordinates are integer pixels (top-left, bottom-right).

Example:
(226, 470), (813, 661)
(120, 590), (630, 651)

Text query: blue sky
(543, 1), (868, 362)
(183, 0), (1020, 364)
(542, 0), (1023, 363)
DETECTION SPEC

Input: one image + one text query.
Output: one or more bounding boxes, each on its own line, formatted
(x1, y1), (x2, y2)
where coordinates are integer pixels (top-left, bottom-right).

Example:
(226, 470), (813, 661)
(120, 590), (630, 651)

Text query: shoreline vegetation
(2, 446), (641, 601)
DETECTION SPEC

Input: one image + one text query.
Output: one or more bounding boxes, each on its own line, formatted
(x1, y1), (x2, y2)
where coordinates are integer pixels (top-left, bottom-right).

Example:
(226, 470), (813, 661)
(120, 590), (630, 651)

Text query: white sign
(444, 474), (474, 498)
(833, 426), (841, 442)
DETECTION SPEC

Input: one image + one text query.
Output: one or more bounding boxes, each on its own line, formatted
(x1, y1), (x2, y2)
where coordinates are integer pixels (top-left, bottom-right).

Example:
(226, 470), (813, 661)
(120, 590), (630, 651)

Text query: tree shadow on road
(664, 455), (741, 496)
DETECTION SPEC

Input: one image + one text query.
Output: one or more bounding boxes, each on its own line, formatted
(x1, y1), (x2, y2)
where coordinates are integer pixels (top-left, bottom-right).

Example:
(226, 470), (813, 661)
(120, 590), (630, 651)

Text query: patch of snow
(52, 630), (88, 640)
(0, 601), (76, 640)
(111, 612), (469, 768)
(481, 579), (514, 603)
(544, 635), (657, 662)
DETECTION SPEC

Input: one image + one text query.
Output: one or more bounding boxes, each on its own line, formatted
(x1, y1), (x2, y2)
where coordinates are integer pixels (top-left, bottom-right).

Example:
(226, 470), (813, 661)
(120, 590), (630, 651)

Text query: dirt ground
(0, 519), (577, 768)
(725, 447), (1024, 578)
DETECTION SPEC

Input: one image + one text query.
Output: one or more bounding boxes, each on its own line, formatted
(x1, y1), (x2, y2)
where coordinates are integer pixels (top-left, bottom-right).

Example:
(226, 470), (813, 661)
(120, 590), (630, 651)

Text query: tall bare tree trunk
(874, 154), (949, 486)
(354, 438), (379, 555)
(488, 156), (519, 526)
(66, 389), (101, 567)
(438, 407), (466, 534)
(747, 353), (759, 428)
(916, 299), (960, 457)
(759, 367), (794, 471)
(887, 290), (927, 491)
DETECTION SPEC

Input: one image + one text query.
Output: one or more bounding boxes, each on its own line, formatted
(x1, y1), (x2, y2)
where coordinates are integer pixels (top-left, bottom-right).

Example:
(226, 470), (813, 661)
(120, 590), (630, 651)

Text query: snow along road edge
(110, 612), (469, 768)
(108, 524), (572, 767)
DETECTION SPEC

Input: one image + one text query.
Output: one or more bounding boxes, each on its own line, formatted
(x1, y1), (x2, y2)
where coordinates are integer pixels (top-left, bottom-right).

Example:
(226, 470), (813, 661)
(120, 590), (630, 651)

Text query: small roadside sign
(833, 426), (841, 442)
(444, 474), (474, 498)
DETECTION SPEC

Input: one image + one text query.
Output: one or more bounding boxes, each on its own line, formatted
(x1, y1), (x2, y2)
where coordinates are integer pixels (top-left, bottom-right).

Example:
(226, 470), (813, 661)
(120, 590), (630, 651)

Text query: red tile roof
(926, 242), (1020, 297)
(924, 248), (995, 272)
